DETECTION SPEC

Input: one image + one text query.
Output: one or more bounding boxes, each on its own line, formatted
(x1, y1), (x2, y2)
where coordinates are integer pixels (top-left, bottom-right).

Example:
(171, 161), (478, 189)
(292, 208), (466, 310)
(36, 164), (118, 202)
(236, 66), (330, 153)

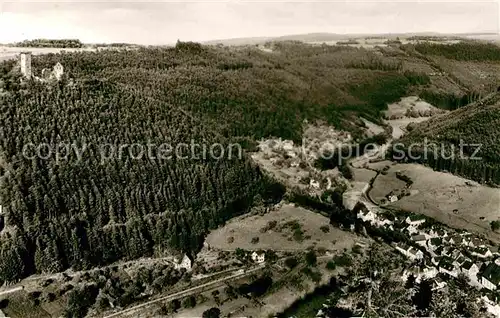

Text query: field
(205, 203), (364, 252)
(0, 46), (95, 62)
(369, 162), (500, 241)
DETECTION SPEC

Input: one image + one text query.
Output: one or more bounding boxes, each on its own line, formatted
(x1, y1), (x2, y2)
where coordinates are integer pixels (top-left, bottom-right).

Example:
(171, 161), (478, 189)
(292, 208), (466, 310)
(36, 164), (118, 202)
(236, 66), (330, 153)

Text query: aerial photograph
(0, 0), (500, 317)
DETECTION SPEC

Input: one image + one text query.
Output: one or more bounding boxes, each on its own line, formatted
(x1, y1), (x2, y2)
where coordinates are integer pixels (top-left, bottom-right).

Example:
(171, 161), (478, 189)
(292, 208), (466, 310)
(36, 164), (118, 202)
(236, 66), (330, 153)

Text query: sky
(0, 0), (498, 45)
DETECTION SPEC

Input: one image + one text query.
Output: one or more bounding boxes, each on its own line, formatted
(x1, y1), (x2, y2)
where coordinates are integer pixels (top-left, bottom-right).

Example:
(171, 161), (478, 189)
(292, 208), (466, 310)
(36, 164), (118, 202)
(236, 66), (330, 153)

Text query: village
(249, 125), (500, 316)
(354, 198), (500, 312)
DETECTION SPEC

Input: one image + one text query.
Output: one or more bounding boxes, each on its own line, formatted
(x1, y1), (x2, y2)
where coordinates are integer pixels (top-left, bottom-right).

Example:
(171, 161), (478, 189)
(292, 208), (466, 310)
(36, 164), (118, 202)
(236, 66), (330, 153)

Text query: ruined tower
(20, 52), (32, 79)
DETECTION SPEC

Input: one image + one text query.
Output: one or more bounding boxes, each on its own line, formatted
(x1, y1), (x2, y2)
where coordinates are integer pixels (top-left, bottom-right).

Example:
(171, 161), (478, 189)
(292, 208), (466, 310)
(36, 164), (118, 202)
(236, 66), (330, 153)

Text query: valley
(0, 35), (500, 318)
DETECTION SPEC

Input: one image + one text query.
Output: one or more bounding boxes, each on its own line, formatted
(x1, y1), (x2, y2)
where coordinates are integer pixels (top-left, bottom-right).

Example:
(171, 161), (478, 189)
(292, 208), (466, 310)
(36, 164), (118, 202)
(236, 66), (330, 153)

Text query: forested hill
(0, 41), (477, 282)
(394, 93), (500, 186)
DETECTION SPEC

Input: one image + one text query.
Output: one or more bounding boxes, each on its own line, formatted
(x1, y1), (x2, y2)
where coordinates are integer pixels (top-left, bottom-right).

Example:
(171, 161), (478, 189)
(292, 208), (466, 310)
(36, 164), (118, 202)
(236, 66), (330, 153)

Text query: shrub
(305, 250), (317, 266)
(285, 257), (298, 269)
(251, 237), (260, 244)
(202, 307), (221, 318)
(182, 295), (196, 308)
(334, 254), (352, 267)
(63, 285), (99, 318)
(491, 221), (500, 232)
(320, 225), (330, 233)
(326, 261), (336, 270)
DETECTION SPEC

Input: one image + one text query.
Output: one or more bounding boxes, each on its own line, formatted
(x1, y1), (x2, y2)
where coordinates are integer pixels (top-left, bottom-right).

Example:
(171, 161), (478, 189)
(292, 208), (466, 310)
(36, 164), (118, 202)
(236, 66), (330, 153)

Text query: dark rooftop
(482, 263), (500, 286)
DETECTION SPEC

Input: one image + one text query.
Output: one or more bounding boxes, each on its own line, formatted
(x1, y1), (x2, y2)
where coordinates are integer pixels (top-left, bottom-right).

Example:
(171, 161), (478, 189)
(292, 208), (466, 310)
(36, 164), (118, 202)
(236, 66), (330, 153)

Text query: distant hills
(203, 32), (500, 46)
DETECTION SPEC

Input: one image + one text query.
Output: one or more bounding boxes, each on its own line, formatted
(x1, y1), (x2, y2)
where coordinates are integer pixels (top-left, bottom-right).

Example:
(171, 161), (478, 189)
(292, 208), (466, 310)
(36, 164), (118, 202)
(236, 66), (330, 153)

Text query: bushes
(285, 257), (298, 269)
(320, 225), (330, 233)
(326, 261), (336, 270)
(63, 285), (99, 318)
(491, 221), (500, 232)
(305, 250), (317, 267)
(333, 254), (352, 267)
(202, 307), (221, 318)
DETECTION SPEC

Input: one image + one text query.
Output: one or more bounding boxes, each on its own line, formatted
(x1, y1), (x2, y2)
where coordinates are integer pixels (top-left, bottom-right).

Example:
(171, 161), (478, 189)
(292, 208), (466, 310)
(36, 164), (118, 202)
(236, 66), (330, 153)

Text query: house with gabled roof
(439, 257), (458, 277)
(435, 246), (452, 257)
(488, 245), (499, 256)
(406, 215), (426, 226)
(443, 236), (456, 245)
(435, 228), (448, 238)
(451, 249), (465, 261)
(453, 255), (468, 268)
(174, 254), (193, 271)
(374, 216), (393, 227)
(357, 206), (376, 224)
(461, 260), (479, 280)
(472, 246), (493, 259)
(428, 237), (443, 249)
(411, 234), (427, 247)
(451, 235), (467, 246)
(395, 243), (423, 260)
(427, 238), (443, 256)
(431, 256), (442, 266)
(470, 238), (487, 248)
(481, 263), (500, 290)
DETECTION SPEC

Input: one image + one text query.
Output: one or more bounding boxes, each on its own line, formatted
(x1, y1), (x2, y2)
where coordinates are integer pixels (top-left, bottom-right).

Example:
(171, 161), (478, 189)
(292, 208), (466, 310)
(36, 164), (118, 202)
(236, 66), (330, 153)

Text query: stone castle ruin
(18, 51), (64, 82)
(20, 52), (32, 79)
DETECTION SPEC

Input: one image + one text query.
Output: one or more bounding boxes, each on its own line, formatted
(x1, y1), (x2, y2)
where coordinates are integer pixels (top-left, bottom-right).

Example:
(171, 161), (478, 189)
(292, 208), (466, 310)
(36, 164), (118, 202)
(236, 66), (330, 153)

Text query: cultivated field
(0, 46), (96, 62)
(369, 162), (500, 241)
(205, 203), (364, 252)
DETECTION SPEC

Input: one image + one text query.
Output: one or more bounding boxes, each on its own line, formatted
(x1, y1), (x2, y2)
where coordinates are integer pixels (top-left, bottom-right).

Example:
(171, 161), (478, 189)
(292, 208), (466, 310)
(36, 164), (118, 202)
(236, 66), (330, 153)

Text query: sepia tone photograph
(0, 1), (500, 317)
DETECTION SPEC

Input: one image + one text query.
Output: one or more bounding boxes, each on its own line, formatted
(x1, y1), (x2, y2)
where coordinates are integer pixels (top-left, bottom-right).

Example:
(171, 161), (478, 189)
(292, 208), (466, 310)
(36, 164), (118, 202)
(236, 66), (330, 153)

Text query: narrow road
(0, 286), (23, 297)
(103, 264), (266, 318)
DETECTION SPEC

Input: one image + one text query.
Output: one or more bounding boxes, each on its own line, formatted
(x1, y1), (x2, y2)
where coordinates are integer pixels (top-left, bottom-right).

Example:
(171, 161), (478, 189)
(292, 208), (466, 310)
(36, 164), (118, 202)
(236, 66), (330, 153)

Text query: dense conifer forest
(394, 94), (500, 186)
(0, 40), (492, 282)
(412, 42), (500, 62)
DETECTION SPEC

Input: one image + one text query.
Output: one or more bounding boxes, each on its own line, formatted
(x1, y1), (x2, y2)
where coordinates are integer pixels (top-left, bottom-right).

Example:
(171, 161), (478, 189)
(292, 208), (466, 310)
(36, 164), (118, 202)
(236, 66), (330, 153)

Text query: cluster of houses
(355, 201), (500, 294)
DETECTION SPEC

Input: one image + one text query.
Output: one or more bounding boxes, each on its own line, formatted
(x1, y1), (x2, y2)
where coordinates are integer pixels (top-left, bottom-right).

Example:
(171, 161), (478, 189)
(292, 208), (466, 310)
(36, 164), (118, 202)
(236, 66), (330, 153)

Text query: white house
(405, 215), (426, 227)
(357, 208), (376, 223)
(309, 179), (321, 189)
(403, 225), (419, 235)
(282, 140), (294, 151)
(439, 260), (458, 278)
(472, 247), (493, 259)
(421, 266), (439, 280)
(481, 263), (500, 291)
(461, 261), (479, 280)
(174, 254), (193, 271)
(374, 217), (393, 227)
(431, 277), (447, 291)
(251, 251), (265, 264)
(395, 243), (423, 260)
